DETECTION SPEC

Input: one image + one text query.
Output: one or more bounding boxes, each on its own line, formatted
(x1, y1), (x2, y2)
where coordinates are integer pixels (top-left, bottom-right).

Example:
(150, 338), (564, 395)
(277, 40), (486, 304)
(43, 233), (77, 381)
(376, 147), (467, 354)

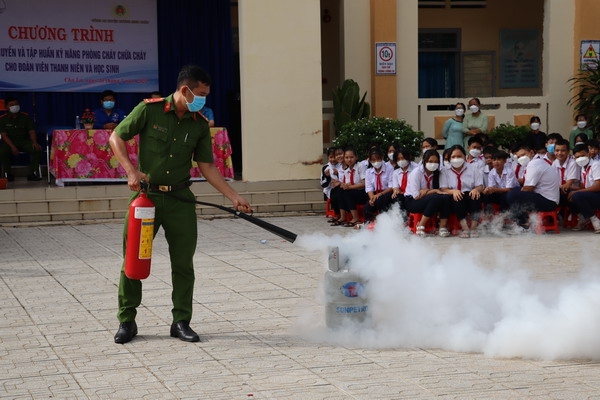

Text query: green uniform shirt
(115, 94), (213, 185)
(0, 112), (36, 144)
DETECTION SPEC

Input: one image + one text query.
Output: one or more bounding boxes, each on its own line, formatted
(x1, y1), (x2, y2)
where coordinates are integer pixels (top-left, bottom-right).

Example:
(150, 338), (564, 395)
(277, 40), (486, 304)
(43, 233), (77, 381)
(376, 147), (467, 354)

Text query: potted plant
(488, 123), (530, 151)
(81, 108), (95, 130)
(568, 59), (600, 137)
(333, 117), (423, 159)
(332, 79), (371, 133)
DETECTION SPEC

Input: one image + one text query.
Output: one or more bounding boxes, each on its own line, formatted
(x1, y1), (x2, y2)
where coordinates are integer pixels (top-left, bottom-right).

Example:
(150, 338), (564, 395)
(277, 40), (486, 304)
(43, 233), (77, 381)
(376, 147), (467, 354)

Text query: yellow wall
(573, 0), (600, 75)
(238, 0), (323, 181)
(341, 0), (371, 102)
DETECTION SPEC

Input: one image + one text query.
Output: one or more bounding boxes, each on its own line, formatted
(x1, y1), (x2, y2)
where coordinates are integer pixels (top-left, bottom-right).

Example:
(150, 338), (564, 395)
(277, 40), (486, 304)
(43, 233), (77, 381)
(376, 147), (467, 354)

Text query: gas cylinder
(124, 192), (155, 280)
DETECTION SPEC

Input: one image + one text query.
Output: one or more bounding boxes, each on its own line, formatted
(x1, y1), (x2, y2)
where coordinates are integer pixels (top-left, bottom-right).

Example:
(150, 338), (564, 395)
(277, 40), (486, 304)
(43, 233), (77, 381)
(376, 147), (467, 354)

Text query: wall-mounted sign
(581, 40), (600, 70)
(376, 42), (396, 75)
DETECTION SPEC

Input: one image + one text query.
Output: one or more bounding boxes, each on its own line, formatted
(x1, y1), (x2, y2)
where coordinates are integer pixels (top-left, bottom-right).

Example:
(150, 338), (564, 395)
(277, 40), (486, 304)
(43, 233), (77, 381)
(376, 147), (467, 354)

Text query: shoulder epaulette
(143, 97), (165, 104)
(197, 111), (209, 122)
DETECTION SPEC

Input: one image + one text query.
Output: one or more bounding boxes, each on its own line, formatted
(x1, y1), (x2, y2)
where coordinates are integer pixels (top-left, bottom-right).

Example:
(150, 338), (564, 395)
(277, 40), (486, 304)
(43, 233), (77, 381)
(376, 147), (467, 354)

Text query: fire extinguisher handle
(140, 180), (148, 194)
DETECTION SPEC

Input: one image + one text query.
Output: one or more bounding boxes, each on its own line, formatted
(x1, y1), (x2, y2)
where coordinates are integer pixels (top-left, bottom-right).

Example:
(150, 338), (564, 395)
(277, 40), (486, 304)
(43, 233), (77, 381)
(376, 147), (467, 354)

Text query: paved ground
(1, 213), (600, 399)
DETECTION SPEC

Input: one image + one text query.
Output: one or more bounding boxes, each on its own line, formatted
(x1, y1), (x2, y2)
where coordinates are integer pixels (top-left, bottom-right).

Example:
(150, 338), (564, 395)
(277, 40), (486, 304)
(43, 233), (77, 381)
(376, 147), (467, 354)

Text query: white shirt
(523, 157), (560, 204)
(482, 164), (491, 187)
(365, 163), (393, 193)
(342, 163), (366, 185)
(487, 164), (519, 189)
(440, 163), (483, 192)
(405, 165), (437, 198)
(552, 156), (580, 185)
(580, 159), (600, 189)
(466, 156), (485, 171)
(391, 162), (418, 193)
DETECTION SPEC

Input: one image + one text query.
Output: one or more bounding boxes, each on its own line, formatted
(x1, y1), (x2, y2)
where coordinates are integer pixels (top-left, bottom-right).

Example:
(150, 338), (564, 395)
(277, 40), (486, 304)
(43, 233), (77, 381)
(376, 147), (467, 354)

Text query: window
(418, 29), (461, 98)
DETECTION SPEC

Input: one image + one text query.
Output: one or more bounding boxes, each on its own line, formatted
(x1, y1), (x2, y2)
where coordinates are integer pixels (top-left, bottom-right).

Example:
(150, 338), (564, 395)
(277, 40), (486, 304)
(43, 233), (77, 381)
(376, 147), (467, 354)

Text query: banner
(0, 0), (158, 92)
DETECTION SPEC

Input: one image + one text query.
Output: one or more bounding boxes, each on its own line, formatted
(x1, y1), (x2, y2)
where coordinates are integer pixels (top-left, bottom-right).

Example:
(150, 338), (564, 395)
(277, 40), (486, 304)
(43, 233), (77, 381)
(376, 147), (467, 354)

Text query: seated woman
(363, 147), (394, 224)
(441, 145), (484, 238)
(390, 147), (418, 210)
(404, 149), (452, 237)
(330, 147), (367, 227)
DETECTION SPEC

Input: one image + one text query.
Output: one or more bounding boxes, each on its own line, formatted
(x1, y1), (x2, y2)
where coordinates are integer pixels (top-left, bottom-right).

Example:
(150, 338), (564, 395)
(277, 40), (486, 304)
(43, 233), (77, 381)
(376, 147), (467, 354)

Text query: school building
(238, 0), (600, 181)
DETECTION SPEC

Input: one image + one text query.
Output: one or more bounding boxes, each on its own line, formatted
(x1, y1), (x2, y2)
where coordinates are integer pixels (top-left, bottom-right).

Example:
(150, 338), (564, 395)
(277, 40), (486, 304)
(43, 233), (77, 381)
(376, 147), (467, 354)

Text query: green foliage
(332, 79), (371, 131)
(568, 59), (600, 136)
(488, 123), (530, 150)
(333, 117), (423, 160)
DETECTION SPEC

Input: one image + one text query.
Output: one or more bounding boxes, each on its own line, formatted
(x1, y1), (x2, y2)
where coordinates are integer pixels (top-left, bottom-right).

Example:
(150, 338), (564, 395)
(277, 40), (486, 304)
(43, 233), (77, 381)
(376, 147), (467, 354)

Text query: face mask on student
(576, 156), (590, 168)
(469, 148), (482, 158)
(371, 161), (382, 169)
(8, 105), (20, 114)
(546, 143), (555, 154)
(450, 157), (465, 169)
(455, 108), (465, 117)
(577, 121), (587, 129)
(388, 152), (395, 160)
(425, 162), (439, 172)
(530, 122), (540, 131)
(469, 105), (479, 113)
(397, 159), (409, 169)
(517, 156), (531, 167)
(103, 101), (115, 110)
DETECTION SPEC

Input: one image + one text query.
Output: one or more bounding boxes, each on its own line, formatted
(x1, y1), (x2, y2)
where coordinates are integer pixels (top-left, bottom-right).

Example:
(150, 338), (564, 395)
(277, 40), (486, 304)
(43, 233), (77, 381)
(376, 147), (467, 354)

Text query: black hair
(530, 115), (541, 124)
(469, 97), (481, 106)
(517, 143), (532, 153)
(492, 150), (509, 160)
(554, 138), (570, 150)
(393, 147), (413, 165)
(575, 114), (587, 121)
(587, 139), (600, 149)
(422, 149), (441, 189)
(150, 91), (162, 97)
(474, 132), (490, 145)
(448, 144), (467, 157)
(483, 145), (497, 156)
(423, 137), (438, 148)
(177, 65), (212, 89)
(100, 90), (115, 100)
(573, 143), (588, 155)
(467, 136), (483, 146)
(547, 132), (563, 142)
(442, 147), (453, 161)
(574, 132), (589, 144)
(326, 147), (337, 157)
(368, 147), (383, 159)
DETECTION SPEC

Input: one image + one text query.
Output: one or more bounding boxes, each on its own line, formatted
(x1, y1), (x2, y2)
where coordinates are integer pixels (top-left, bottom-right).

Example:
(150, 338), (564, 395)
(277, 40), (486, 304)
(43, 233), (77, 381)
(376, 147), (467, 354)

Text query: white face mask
(576, 156), (590, 168)
(469, 148), (482, 158)
(455, 108), (465, 117)
(469, 105), (479, 113)
(8, 105), (20, 114)
(425, 162), (439, 172)
(388, 152), (395, 161)
(371, 161), (382, 169)
(577, 120), (587, 129)
(517, 155), (531, 167)
(530, 122), (540, 131)
(422, 148), (432, 154)
(398, 159), (409, 169)
(450, 157), (465, 169)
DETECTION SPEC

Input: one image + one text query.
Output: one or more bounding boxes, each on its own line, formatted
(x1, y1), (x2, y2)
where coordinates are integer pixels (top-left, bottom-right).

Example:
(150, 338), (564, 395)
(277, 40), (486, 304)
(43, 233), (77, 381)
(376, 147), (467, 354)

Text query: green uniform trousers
(0, 139), (41, 175)
(117, 188), (197, 323)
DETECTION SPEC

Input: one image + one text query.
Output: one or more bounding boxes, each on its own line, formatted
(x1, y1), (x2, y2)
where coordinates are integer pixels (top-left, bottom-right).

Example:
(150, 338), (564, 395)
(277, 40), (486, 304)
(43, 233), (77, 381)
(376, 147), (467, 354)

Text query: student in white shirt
(330, 147), (368, 227)
(506, 144), (560, 230)
(390, 147), (418, 210)
(552, 138), (580, 208)
(465, 136), (485, 171)
(363, 148), (394, 224)
(567, 143), (600, 232)
(404, 149), (452, 237)
(326, 148), (346, 223)
(320, 147), (338, 200)
(588, 139), (600, 162)
(482, 150), (519, 211)
(441, 145), (484, 238)
(482, 146), (496, 187)
(385, 142), (400, 170)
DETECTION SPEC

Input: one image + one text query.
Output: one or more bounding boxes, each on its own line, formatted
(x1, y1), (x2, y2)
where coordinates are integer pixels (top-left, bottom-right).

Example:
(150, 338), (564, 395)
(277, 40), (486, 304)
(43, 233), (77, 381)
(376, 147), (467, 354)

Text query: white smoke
(295, 206), (600, 360)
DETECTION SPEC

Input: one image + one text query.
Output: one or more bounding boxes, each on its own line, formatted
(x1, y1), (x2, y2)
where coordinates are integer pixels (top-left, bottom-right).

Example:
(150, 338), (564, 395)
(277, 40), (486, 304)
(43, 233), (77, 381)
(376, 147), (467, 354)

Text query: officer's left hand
(233, 196), (252, 213)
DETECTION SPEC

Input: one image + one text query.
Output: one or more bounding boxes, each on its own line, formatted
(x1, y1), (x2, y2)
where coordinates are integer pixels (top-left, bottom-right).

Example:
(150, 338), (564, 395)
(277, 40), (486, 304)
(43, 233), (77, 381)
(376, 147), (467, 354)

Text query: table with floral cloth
(49, 128), (234, 187)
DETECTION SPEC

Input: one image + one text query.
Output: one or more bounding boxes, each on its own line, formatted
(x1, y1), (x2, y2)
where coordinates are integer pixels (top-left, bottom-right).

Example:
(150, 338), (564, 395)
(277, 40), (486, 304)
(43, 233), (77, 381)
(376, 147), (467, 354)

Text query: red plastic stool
(325, 199), (337, 218)
(407, 213), (437, 234)
(532, 209), (560, 234)
(446, 214), (460, 236)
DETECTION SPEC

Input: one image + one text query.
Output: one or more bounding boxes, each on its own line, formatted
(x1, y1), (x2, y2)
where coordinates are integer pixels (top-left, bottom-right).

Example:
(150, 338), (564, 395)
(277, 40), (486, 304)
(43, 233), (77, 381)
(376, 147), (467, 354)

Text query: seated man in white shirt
(552, 138), (580, 207)
(567, 143), (600, 233)
(506, 144), (560, 230)
(482, 150), (519, 211)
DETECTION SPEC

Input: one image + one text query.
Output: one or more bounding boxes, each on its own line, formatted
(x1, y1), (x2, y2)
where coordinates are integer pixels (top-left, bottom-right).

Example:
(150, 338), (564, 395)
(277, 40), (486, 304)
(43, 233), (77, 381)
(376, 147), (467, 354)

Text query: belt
(148, 181), (192, 192)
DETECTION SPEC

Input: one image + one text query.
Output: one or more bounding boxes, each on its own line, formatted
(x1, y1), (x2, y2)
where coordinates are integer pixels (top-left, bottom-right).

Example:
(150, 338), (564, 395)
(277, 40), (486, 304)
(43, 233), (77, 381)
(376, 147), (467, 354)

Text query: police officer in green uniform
(109, 65), (251, 344)
(0, 97), (43, 181)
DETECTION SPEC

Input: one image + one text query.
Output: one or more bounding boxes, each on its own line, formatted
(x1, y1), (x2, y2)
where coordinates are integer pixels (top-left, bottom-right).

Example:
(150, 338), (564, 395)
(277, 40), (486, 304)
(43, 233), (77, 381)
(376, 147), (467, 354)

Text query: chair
(532, 209), (560, 234)
(325, 198), (337, 218)
(407, 213), (437, 234)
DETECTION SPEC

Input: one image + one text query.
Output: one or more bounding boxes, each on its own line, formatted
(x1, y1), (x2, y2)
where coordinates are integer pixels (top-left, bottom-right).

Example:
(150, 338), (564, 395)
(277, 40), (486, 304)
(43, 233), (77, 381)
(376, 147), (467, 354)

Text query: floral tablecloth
(50, 128), (234, 187)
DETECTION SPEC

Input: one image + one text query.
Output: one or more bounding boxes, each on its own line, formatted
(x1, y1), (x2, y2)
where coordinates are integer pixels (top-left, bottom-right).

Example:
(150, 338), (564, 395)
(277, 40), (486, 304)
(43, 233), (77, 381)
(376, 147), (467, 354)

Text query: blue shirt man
(93, 90), (126, 129)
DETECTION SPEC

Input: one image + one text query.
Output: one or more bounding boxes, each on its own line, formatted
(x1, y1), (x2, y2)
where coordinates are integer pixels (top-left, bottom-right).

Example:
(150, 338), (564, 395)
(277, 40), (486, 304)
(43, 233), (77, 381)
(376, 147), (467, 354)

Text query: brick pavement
(1, 215), (600, 399)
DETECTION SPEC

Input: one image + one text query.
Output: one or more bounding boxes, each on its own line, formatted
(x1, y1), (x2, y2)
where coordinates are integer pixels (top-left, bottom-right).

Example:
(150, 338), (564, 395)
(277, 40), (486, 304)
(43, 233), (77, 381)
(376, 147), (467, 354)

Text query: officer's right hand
(128, 170), (150, 192)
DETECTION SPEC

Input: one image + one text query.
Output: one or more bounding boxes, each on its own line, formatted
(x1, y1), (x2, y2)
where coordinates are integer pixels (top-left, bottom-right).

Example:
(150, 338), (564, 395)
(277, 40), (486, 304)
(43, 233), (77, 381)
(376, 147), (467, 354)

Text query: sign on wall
(376, 42), (396, 75)
(499, 29), (539, 89)
(0, 0), (158, 92)
(580, 40), (600, 70)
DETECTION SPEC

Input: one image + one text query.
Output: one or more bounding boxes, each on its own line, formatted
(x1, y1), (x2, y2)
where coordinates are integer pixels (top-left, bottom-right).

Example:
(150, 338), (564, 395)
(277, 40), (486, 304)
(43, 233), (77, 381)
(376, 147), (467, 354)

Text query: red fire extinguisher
(125, 188), (155, 280)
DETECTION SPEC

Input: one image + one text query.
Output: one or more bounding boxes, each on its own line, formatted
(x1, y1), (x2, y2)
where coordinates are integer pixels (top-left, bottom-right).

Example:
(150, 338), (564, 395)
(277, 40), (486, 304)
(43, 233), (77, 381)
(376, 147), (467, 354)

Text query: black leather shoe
(170, 320), (200, 342)
(114, 321), (137, 344)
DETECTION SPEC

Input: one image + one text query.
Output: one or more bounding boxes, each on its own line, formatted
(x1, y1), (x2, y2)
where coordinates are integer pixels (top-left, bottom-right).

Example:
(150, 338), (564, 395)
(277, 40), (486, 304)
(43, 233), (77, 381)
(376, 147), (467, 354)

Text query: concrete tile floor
(1, 214), (600, 399)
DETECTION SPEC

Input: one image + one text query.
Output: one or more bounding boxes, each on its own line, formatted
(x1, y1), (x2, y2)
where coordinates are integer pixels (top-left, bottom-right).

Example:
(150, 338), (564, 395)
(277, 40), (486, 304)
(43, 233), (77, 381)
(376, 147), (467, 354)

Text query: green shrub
(333, 117), (423, 159)
(488, 123), (530, 150)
